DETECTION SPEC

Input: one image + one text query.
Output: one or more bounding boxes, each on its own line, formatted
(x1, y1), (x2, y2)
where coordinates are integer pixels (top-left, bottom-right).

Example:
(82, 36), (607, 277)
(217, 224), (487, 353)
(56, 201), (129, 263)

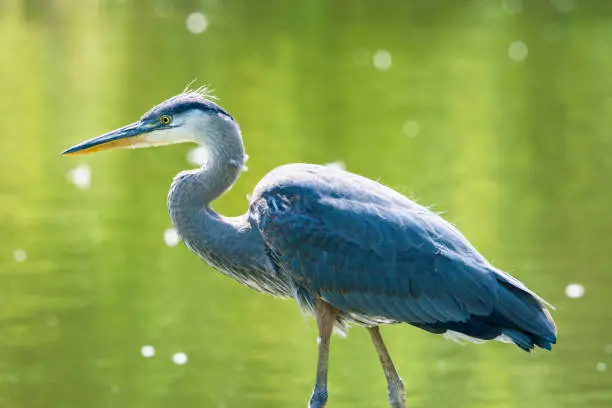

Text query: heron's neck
(192, 119), (246, 206)
(168, 118), (245, 230)
(166, 120), (291, 296)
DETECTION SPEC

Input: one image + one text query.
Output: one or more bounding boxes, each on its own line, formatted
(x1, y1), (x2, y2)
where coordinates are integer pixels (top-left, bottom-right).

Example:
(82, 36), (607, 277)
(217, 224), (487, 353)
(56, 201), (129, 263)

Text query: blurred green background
(1, 0), (612, 407)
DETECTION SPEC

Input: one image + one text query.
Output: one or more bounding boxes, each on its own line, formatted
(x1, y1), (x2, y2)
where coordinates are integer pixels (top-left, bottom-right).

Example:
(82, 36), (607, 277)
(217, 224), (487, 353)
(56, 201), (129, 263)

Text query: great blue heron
(63, 89), (557, 408)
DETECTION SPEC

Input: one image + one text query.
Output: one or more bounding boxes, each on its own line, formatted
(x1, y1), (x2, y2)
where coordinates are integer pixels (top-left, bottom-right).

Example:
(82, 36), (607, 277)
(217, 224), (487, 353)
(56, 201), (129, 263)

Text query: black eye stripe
(167, 101), (234, 120)
(140, 96), (234, 123)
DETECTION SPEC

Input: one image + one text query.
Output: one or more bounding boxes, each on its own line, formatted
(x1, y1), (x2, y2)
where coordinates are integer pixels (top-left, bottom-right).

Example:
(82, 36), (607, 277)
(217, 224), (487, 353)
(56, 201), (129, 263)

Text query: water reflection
(172, 352), (188, 365)
(1, 1), (612, 408)
(164, 228), (181, 247)
(402, 120), (420, 138)
(565, 283), (585, 299)
(12, 249), (27, 262)
(373, 49), (392, 71)
(186, 12), (208, 35)
(141, 345), (155, 358)
(67, 164), (92, 189)
(508, 41), (529, 62)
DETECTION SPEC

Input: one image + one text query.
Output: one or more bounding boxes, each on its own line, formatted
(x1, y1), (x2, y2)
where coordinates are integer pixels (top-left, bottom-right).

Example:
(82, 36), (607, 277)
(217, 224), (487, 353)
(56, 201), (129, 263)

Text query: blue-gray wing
(250, 185), (501, 325)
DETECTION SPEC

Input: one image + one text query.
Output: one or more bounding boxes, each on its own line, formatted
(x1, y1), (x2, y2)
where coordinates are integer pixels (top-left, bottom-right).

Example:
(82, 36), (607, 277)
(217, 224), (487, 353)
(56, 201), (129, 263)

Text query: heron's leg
(368, 326), (406, 408)
(308, 299), (338, 408)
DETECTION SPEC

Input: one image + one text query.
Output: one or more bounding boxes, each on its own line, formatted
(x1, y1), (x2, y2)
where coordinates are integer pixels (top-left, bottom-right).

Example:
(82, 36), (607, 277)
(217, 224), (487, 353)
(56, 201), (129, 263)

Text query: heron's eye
(160, 115), (172, 125)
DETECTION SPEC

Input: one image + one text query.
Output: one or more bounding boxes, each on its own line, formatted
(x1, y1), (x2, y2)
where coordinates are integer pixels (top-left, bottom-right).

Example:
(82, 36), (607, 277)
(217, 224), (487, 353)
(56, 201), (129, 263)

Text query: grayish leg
(308, 299), (338, 408)
(368, 326), (406, 408)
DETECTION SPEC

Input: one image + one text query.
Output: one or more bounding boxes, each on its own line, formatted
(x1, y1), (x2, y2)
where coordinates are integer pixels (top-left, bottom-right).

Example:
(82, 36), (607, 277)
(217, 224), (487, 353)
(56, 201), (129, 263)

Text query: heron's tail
(494, 277), (557, 352)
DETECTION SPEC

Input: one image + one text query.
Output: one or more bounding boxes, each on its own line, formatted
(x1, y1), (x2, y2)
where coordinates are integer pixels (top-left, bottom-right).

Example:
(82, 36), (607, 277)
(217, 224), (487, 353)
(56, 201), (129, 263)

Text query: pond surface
(1, 1), (611, 407)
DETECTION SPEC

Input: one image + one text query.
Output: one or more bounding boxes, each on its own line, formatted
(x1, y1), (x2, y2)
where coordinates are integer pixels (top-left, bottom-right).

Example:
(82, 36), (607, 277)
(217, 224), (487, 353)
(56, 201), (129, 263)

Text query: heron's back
(249, 164), (556, 351)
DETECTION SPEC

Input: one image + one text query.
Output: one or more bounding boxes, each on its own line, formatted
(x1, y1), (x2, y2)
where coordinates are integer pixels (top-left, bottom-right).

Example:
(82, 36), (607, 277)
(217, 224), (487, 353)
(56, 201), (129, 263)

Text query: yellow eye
(160, 115), (172, 125)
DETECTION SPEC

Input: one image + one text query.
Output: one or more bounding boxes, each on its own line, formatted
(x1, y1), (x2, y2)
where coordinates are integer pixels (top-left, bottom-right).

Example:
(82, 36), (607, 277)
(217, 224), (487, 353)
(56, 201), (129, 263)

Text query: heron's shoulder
(248, 163), (488, 263)
(250, 163), (417, 209)
(252, 163), (333, 196)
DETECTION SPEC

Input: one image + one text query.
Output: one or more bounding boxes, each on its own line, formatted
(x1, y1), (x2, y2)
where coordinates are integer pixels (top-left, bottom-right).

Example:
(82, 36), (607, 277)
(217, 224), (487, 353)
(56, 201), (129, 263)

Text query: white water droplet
(172, 352), (188, 365)
(604, 344), (612, 354)
(13, 249), (27, 262)
(403, 120), (420, 137)
(186, 12), (208, 34)
(141, 345), (155, 358)
(596, 362), (607, 372)
(110, 385), (120, 393)
(67, 164), (91, 189)
(508, 41), (528, 61)
(565, 283), (584, 299)
(373, 49), (392, 71)
(187, 146), (208, 166)
(164, 228), (180, 247)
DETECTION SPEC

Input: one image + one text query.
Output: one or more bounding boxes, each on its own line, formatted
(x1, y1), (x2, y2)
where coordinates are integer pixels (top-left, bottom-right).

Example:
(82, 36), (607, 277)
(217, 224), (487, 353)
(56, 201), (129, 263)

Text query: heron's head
(62, 89), (235, 156)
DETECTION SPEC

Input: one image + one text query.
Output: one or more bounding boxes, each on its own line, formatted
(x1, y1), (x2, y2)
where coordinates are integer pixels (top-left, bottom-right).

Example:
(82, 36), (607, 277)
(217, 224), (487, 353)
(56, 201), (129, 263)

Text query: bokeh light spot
(373, 49), (392, 71)
(164, 228), (181, 247)
(186, 12), (208, 34)
(141, 345), (155, 358)
(172, 352), (188, 365)
(508, 41), (528, 61)
(403, 120), (420, 137)
(13, 249), (27, 262)
(565, 283), (584, 299)
(68, 164), (91, 189)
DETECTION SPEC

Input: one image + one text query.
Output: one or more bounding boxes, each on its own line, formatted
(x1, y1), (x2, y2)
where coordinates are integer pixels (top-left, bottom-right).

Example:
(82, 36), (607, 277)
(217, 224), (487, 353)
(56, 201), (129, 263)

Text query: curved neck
(167, 117), (246, 250)
(177, 117), (246, 208)
(166, 119), (292, 297)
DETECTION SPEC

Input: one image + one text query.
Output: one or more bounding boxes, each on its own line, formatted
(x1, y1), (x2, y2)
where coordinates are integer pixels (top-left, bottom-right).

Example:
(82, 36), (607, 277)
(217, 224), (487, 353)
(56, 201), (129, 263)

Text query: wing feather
(252, 186), (500, 325)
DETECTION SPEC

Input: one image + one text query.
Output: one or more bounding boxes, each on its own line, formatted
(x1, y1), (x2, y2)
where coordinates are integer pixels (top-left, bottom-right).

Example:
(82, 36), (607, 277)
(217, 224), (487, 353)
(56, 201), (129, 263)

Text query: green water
(1, 1), (612, 407)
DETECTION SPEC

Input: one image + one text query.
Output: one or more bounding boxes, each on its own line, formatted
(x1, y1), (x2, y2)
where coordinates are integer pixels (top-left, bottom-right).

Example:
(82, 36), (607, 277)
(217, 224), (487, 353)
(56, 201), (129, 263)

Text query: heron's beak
(62, 121), (153, 156)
